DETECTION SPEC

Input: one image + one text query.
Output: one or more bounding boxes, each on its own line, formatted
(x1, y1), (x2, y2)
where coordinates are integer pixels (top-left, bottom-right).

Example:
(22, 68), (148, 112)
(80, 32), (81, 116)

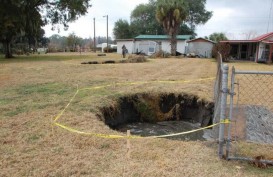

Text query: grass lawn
(0, 53), (273, 176)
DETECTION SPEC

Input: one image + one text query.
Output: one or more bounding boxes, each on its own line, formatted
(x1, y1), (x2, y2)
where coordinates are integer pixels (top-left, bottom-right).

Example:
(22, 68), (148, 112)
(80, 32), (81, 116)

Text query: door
(240, 44), (248, 60)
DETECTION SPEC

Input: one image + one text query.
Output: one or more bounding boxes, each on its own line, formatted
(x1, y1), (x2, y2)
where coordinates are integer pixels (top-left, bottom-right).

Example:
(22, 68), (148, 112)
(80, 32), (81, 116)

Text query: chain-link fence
(226, 68), (273, 165)
(215, 53), (273, 165)
(213, 53), (227, 157)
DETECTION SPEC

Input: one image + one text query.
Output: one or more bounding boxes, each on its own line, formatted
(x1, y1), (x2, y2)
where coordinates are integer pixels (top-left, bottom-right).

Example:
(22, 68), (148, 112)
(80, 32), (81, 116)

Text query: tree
(241, 30), (257, 40)
(156, 0), (188, 55)
(113, 0), (211, 40)
(0, 0), (91, 58)
(209, 32), (228, 43)
(131, 0), (164, 36)
(66, 33), (83, 52)
(186, 0), (213, 31)
(113, 19), (132, 39)
(0, 1), (25, 58)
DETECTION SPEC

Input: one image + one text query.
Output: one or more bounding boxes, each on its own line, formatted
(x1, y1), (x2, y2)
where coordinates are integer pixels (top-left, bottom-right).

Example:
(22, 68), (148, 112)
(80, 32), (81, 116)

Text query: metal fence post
(218, 64), (229, 158)
(226, 66), (235, 158)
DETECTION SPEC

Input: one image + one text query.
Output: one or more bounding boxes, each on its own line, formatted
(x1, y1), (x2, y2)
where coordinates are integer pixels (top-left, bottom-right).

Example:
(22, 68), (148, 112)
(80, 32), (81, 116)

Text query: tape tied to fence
(220, 119), (231, 124)
(53, 77), (216, 139)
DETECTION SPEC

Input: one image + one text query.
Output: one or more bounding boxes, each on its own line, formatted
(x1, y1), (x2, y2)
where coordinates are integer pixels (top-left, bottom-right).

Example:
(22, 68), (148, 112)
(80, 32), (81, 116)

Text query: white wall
(117, 40), (187, 55)
(177, 41), (187, 54)
(161, 41), (171, 53)
(161, 41), (187, 54)
(258, 42), (266, 59)
(101, 43), (107, 52)
(188, 42), (214, 58)
(117, 41), (134, 54)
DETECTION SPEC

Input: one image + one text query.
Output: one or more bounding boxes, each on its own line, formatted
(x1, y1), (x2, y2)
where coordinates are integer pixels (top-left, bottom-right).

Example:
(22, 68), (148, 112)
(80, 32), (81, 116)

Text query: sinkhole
(98, 93), (214, 140)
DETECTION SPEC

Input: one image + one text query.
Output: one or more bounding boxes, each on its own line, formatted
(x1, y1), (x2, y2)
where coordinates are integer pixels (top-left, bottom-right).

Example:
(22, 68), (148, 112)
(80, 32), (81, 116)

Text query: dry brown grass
(1, 53), (273, 176)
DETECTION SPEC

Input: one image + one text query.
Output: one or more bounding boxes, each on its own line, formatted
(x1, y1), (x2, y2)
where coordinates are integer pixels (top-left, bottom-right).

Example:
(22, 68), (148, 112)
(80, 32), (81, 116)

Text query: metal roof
(220, 40), (258, 43)
(187, 37), (216, 44)
(134, 35), (192, 40)
(220, 32), (273, 43)
(252, 32), (273, 41)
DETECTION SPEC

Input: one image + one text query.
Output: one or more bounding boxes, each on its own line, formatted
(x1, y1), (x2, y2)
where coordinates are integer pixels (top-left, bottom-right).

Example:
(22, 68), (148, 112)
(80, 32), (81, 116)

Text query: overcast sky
(43, 0), (273, 40)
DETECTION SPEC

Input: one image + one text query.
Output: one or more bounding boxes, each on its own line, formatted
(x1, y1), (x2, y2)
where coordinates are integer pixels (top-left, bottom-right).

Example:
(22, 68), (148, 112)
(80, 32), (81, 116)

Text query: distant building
(116, 35), (192, 55)
(220, 32), (273, 63)
(37, 47), (48, 54)
(187, 38), (216, 58)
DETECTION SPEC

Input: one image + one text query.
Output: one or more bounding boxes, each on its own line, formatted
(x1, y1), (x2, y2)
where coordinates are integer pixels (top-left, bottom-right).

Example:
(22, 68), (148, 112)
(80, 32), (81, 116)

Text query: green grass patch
(0, 98), (13, 105)
(0, 82), (74, 117)
(4, 106), (29, 117)
(0, 53), (91, 62)
(16, 82), (71, 95)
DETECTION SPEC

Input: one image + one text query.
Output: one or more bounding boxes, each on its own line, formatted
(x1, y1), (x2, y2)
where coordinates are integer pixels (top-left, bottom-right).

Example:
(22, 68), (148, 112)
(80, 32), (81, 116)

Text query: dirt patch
(98, 92), (214, 130)
(81, 55), (147, 64)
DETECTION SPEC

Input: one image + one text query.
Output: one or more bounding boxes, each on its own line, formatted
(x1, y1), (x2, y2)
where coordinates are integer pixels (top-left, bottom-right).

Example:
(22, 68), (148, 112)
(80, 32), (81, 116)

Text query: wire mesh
(227, 71), (273, 163)
(212, 53), (223, 139)
(213, 53), (223, 123)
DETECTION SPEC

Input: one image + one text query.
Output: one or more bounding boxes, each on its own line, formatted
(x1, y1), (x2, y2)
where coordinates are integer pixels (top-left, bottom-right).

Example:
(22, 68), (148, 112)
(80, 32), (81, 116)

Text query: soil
(99, 92), (214, 129)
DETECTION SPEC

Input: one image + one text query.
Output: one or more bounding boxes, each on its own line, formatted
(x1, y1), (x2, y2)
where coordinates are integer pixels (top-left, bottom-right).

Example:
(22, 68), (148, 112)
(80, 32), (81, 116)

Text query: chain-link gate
(215, 53), (273, 165)
(225, 68), (273, 165)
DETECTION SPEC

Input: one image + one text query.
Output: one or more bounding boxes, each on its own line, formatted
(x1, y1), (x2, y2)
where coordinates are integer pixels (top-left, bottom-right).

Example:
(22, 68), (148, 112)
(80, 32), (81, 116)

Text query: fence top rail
(234, 70), (273, 75)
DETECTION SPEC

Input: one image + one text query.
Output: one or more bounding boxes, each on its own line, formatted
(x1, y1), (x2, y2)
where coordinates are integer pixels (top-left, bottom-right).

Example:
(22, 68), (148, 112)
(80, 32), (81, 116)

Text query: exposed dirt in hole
(98, 92), (214, 140)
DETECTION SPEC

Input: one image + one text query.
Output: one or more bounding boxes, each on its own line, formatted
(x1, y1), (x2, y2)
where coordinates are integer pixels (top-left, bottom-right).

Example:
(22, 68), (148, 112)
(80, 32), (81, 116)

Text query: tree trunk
(170, 34), (177, 56)
(4, 40), (13, 58)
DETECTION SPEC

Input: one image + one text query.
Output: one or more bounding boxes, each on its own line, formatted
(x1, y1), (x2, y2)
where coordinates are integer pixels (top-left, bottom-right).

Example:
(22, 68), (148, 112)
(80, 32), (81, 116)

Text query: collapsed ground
(1, 53), (273, 176)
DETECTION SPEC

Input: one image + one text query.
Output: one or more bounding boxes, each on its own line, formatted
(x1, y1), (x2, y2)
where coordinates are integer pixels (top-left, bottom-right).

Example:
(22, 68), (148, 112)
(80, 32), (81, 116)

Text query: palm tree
(156, 0), (188, 56)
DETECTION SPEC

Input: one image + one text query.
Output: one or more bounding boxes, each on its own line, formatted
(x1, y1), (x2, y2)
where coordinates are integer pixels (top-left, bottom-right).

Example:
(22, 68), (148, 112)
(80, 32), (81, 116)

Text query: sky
(43, 0), (273, 40)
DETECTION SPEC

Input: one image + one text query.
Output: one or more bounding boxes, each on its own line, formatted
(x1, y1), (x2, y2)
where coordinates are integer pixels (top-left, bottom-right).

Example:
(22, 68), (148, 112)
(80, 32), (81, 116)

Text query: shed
(116, 39), (135, 54)
(187, 38), (216, 58)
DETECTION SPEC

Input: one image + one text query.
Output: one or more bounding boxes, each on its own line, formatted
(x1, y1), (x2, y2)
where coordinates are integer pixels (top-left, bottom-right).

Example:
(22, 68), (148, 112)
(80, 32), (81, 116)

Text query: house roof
(220, 32), (273, 43)
(187, 37), (216, 44)
(135, 35), (192, 40)
(115, 38), (134, 42)
(220, 40), (258, 43)
(252, 32), (273, 41)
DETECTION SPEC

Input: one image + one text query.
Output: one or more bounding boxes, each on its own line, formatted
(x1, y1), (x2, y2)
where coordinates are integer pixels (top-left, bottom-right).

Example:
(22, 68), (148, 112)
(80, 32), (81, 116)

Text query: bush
(103, 47), (117, 53)
(212, 43), (231, 62)
(127, 55), (147, 63)
(149, 50), (171, 59)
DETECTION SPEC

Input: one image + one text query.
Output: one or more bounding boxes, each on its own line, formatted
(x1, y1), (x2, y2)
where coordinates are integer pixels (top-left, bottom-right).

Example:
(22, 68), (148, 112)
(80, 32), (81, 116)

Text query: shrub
(127, 55), (147, 63)
(149, 50), (171, 58)
(103, 47), (117, 53)
(212, 43), (231, 62)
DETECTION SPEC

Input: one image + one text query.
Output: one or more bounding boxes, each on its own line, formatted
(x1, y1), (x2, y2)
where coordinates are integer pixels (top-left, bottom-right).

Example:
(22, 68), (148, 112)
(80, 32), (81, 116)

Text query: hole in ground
(98, 92), (214, 140)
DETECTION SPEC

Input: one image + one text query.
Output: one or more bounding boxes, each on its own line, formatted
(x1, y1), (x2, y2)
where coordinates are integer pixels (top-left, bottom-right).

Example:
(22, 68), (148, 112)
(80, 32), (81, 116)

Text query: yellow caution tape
(150, 123), (219, 138)
(54, 122), (141, 139)
(54, 89), (79, 122)
(221, 119), (231, 124)
(52, 77), (217, 139)
(53, 121), (223, 139)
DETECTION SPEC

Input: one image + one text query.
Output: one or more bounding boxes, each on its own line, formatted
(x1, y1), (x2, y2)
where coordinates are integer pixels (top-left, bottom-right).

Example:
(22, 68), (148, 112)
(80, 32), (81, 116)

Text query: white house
(187, 38), (216, 58)
(116, 35), (192, 55)
(220, 32), (273, 63)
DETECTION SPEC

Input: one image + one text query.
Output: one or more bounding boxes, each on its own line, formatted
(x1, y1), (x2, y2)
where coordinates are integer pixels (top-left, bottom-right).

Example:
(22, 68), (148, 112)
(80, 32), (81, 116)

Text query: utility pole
(93, 18), (96, 53)
(103, 15), (108, 53)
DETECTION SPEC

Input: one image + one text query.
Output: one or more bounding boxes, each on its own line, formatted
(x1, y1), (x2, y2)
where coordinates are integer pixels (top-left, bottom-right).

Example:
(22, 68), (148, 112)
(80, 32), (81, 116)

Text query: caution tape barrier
(53, 120), (230, 139)
(53, 77), (219, 139)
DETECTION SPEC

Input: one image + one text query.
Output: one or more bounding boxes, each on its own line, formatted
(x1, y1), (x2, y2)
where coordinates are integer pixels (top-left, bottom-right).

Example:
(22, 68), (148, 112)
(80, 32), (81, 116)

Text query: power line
(267, 0), (273, 33)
